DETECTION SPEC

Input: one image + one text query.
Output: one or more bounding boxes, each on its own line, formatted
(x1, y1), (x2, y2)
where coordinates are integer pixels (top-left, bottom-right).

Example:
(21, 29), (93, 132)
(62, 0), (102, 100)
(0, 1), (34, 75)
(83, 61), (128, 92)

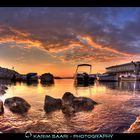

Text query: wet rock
(44, 95), (62, 113)
(127, 116), (140, 133)
(2, 127), (19, 133)
(40, 73), (54, 84)
(62, 104), (75, 115)
(1, 85), (8, 90)
(0, 85), (7, 95)
(0, 90), (6, 95)
(72, 97), (97, 112)
(4, 97), (31, 114)
(62, 92), (97, 114)
(62, 92), (75, 105)
(0, 100), (4, 115)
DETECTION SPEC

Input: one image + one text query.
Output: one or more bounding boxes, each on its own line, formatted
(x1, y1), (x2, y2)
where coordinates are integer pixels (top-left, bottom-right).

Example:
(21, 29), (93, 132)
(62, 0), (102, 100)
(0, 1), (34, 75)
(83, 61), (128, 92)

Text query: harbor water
(0, 79), (140, 133)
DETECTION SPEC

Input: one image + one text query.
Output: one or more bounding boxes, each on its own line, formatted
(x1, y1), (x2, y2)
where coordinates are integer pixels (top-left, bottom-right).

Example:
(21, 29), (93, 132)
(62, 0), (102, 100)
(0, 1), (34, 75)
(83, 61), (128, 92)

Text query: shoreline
(1, 83), (140, 133)
(127, 115), (140, 133)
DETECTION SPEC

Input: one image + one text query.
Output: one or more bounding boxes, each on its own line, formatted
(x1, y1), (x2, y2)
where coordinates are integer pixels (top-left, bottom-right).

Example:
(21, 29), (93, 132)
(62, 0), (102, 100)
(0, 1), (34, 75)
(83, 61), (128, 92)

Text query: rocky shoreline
(127, 116), (140, 133)
(1, 84), (140, 133)
(0, 87), (98, 133)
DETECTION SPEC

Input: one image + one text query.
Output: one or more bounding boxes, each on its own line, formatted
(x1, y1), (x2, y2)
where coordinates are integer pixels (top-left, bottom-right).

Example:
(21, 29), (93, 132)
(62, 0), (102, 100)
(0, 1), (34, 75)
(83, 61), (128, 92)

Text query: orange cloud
(9, 27), (31, 37)
(77, 35), (131, 57)
(0, 36), (44, 51)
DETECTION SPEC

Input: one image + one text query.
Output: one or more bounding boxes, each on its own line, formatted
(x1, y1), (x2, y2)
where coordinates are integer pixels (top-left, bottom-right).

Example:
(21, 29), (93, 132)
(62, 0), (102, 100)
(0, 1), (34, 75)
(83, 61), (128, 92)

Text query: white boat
(98, 73), (118, 81)
(120, 74), (137, 81)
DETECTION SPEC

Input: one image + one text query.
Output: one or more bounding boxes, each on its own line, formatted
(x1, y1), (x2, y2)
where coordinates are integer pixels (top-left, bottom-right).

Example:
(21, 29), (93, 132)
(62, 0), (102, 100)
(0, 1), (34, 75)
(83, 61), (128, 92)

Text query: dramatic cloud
(0, 8), (140, 75)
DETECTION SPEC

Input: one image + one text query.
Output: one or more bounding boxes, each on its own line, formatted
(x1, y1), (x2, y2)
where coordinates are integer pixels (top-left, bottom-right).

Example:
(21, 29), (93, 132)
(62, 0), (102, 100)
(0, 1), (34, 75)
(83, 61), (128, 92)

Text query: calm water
(1, 79), (140, 133)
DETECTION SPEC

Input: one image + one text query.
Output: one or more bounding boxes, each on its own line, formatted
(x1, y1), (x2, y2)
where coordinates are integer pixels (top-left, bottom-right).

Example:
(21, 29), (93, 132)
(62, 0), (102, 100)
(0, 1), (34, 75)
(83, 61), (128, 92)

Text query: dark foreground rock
(62, 92), (75, 105)
(0, 100), (4, 115)
(0, 90), (6, 95)
(1, 85), (8, 90)
(4, 97), (31, 114)
(44, 95), (62, 113)
(62, 92), (97, 115)
(0, 126), (21, 133)
(44, 92), (97, 114)
(0, 85), (8, 95)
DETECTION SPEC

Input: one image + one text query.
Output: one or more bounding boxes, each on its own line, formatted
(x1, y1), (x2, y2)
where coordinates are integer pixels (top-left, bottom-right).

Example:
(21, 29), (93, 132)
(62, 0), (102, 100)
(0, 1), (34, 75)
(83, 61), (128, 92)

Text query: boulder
(40, 73), (54, 83)
(62, 92), (76, 115)
(0, 85), (8, 95)
(62, 104), (75, 115)
(127, 116), (140, 133)
(0, 100), (4, 115)
(1, 85), (8, 90)
(0, 90), (6, 95)
(62, 92), (97, 114)
(44, 95), (62, 113)
(72, 97), (97, 112)
(62, 92), (75, 105)
(4, 97), (31, 114)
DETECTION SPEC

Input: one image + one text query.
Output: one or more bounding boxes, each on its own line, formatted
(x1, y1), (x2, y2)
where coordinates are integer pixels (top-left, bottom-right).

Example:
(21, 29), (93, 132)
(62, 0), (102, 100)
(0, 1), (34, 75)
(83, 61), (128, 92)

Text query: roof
(77, 64), (92, 67)
(106, 61), (140, 69)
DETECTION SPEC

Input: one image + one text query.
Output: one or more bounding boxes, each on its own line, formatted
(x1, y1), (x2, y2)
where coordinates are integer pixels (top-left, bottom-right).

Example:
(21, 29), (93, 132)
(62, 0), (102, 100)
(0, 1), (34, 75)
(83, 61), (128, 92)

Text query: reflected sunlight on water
(0, 79), (140, 133)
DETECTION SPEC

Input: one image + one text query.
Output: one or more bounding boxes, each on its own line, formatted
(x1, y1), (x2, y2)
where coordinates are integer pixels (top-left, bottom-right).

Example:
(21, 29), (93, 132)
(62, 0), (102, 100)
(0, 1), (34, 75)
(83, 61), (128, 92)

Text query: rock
(40, 73), (54, 83)
(72, 97), (97, 112)
(2, 127), (19, 133)
(127, 116), (140, 133)
(1, 85), (8, 90)
(0, 85), (8, 95)
(0, 66), (20, 80)
(62, 92), (75, 105)
(62, 104), (75, 115)
(1, 86), (8, 90)
(0, 90), (6, 95)
(62, 92), (97, 114)
(0, 100), (4, 115)
(4, 97), (31, 114)
(44, 95), (62, 113)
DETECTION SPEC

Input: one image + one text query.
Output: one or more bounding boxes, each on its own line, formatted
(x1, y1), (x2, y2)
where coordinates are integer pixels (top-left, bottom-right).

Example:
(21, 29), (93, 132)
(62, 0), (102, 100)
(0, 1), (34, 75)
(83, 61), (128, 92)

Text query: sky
(0, 7), (140, 77)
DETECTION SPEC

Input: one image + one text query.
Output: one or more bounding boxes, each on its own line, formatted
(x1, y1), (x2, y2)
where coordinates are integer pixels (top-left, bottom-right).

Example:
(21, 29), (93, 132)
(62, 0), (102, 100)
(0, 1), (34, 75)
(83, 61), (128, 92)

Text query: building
(106, 61), (140, 75)
(99, 61), (140, 81)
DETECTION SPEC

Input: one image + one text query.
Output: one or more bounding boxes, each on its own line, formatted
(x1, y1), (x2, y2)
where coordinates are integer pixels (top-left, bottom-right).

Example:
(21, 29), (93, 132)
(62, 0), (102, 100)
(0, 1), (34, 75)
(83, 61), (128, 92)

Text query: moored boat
(74, 64), (96, 85)
(120, 74), (137, 81)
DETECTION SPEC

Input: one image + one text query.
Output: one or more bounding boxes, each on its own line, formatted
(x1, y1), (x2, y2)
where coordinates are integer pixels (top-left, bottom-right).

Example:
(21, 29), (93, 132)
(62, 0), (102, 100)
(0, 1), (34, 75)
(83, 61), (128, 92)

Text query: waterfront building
(106, 61), (140, 75)
(99, 61), (140, 81)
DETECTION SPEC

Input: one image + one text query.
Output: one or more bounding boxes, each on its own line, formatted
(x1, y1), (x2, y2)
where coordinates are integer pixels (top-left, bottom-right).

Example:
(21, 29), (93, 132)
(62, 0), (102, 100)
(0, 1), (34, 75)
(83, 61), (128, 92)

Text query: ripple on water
(1, 80), (140, 133)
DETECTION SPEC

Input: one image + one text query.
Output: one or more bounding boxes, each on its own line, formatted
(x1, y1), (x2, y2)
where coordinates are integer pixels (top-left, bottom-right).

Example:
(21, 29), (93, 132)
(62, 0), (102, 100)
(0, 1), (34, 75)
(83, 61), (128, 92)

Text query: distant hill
(0, 66), (20, 79)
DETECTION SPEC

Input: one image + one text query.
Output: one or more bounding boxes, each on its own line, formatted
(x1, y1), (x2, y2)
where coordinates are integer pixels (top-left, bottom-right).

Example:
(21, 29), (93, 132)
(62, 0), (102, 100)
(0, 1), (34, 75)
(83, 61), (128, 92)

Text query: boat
(74, 64), (96, 85)
(120, 74), (137, 81)
(98, 73), (118, 82)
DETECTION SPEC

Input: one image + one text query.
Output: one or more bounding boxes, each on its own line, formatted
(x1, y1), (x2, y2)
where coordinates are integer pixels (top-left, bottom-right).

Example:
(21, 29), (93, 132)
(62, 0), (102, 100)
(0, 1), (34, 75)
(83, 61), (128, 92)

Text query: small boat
(74, 64), (96, 85)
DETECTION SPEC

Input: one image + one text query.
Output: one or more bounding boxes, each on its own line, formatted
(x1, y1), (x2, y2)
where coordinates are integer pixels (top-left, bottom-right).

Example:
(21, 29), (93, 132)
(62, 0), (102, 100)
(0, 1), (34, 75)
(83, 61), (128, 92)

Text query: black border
(0, 1), (140, 140)
(0, 133), (140, 140)
(0, 0), (140, 7)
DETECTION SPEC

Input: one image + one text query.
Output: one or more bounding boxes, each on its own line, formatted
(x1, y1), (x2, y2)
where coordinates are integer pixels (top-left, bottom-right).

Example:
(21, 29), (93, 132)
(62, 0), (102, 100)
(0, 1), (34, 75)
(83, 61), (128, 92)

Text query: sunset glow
(0, 8), (140, 76)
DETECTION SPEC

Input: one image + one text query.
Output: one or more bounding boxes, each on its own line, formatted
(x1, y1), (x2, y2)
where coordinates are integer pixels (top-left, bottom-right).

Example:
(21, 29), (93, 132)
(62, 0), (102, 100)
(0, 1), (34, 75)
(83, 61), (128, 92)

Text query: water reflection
(0, 79), (12, 85)
(99, 81), (140, 92)
(74, 84), (94, 96)
(1, 79), (140, 133)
